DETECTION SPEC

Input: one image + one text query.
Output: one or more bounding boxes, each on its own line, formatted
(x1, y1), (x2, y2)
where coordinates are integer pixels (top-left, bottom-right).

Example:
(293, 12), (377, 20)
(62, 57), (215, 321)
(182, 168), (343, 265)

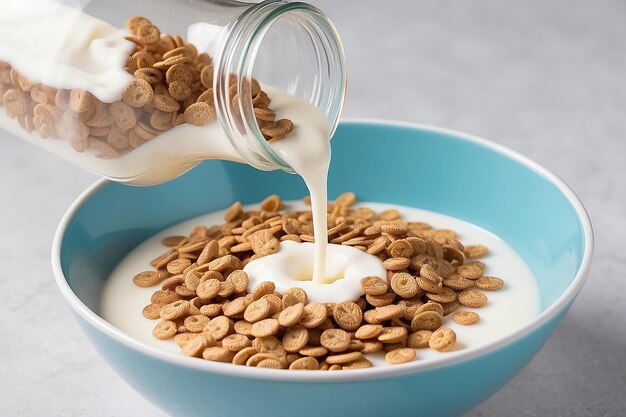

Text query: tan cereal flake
(385, 348), (416, 365)
(429, 328), (457, 351)
(452, 311), (480, 326)
(458, 289), (488, 308)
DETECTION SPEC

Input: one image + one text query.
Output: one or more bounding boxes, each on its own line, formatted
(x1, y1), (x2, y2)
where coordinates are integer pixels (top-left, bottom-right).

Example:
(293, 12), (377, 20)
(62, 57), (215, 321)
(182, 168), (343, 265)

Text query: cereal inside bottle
(0, 0), (346, 184)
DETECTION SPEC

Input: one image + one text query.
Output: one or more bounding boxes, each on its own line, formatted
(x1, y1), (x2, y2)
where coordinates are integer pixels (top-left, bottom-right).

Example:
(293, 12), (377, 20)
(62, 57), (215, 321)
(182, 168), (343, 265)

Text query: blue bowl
(52, 120), (593, 417)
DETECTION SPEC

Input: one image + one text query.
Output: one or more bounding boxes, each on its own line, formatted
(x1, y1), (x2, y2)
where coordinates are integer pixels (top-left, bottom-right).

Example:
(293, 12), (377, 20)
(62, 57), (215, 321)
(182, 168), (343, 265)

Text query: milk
(0, 0), (336, 283)
(101, 201), (540, 363)
(258, 89), (331, 284)
(244, 241), (387, 303)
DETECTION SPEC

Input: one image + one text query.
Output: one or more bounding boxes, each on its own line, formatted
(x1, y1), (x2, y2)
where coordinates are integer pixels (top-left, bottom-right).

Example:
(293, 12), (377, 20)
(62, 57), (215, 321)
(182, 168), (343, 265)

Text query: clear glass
(0, 0), (346, 184)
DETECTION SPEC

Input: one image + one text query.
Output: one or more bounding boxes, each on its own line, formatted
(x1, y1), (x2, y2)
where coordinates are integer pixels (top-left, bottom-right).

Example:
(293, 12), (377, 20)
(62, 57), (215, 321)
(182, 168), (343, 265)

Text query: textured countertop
(1, 0), (625, 415)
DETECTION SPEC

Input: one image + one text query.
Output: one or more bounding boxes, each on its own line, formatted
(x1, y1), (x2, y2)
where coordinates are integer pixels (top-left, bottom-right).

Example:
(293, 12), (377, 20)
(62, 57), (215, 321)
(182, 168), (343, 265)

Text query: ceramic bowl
(52, 120), (593, 417)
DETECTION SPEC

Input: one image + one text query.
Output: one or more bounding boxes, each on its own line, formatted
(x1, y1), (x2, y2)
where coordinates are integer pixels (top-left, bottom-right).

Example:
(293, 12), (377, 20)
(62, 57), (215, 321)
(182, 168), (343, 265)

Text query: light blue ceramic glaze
(53, 121), (593, 417)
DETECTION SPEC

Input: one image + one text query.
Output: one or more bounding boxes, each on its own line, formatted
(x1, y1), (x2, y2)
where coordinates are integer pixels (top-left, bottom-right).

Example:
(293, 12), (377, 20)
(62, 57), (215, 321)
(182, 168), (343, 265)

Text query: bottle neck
(213, 0), (346, 173)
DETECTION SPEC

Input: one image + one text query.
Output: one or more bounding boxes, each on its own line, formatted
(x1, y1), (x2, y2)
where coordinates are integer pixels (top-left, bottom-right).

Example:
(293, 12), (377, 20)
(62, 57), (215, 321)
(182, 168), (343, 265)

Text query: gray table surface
(1, 0), (625, 415)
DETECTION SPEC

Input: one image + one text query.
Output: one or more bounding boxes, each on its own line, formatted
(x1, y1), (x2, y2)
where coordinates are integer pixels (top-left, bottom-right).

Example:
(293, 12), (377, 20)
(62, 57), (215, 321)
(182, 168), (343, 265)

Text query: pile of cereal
(135, 193), (503, 370)
(0, 16), (293, 159)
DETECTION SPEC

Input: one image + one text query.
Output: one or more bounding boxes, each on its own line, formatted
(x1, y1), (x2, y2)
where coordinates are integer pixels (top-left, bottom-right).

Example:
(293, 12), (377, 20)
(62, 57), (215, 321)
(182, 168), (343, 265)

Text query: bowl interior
(59, 121), (588, 323)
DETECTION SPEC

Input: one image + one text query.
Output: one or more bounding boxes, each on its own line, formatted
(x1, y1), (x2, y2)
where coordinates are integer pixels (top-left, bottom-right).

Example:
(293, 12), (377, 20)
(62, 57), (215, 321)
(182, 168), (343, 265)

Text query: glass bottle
(0, 0), (346, 184)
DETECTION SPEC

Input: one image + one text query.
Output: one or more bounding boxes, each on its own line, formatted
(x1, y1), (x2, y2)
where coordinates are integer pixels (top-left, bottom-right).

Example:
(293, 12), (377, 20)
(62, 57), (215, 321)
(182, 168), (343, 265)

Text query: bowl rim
(51, 119), (594, 382)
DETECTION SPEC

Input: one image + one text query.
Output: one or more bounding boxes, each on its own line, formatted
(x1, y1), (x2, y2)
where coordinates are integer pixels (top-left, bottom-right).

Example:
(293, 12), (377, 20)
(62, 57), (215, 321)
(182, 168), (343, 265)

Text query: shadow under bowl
(52, 120), (593, 417)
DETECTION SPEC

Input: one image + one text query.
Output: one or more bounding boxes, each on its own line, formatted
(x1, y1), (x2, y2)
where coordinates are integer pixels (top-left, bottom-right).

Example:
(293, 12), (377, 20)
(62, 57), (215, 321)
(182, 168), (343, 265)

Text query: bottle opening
(215, 1), (346, 172)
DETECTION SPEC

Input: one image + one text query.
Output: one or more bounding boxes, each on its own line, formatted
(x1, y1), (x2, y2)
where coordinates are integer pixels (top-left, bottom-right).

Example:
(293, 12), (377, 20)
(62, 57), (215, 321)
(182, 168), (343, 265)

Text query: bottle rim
(214, 0), (347, 173)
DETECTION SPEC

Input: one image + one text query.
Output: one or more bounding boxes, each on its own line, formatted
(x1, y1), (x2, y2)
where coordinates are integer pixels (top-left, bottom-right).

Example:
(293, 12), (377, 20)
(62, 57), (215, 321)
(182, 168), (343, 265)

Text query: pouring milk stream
(0, 0), (371, 289)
